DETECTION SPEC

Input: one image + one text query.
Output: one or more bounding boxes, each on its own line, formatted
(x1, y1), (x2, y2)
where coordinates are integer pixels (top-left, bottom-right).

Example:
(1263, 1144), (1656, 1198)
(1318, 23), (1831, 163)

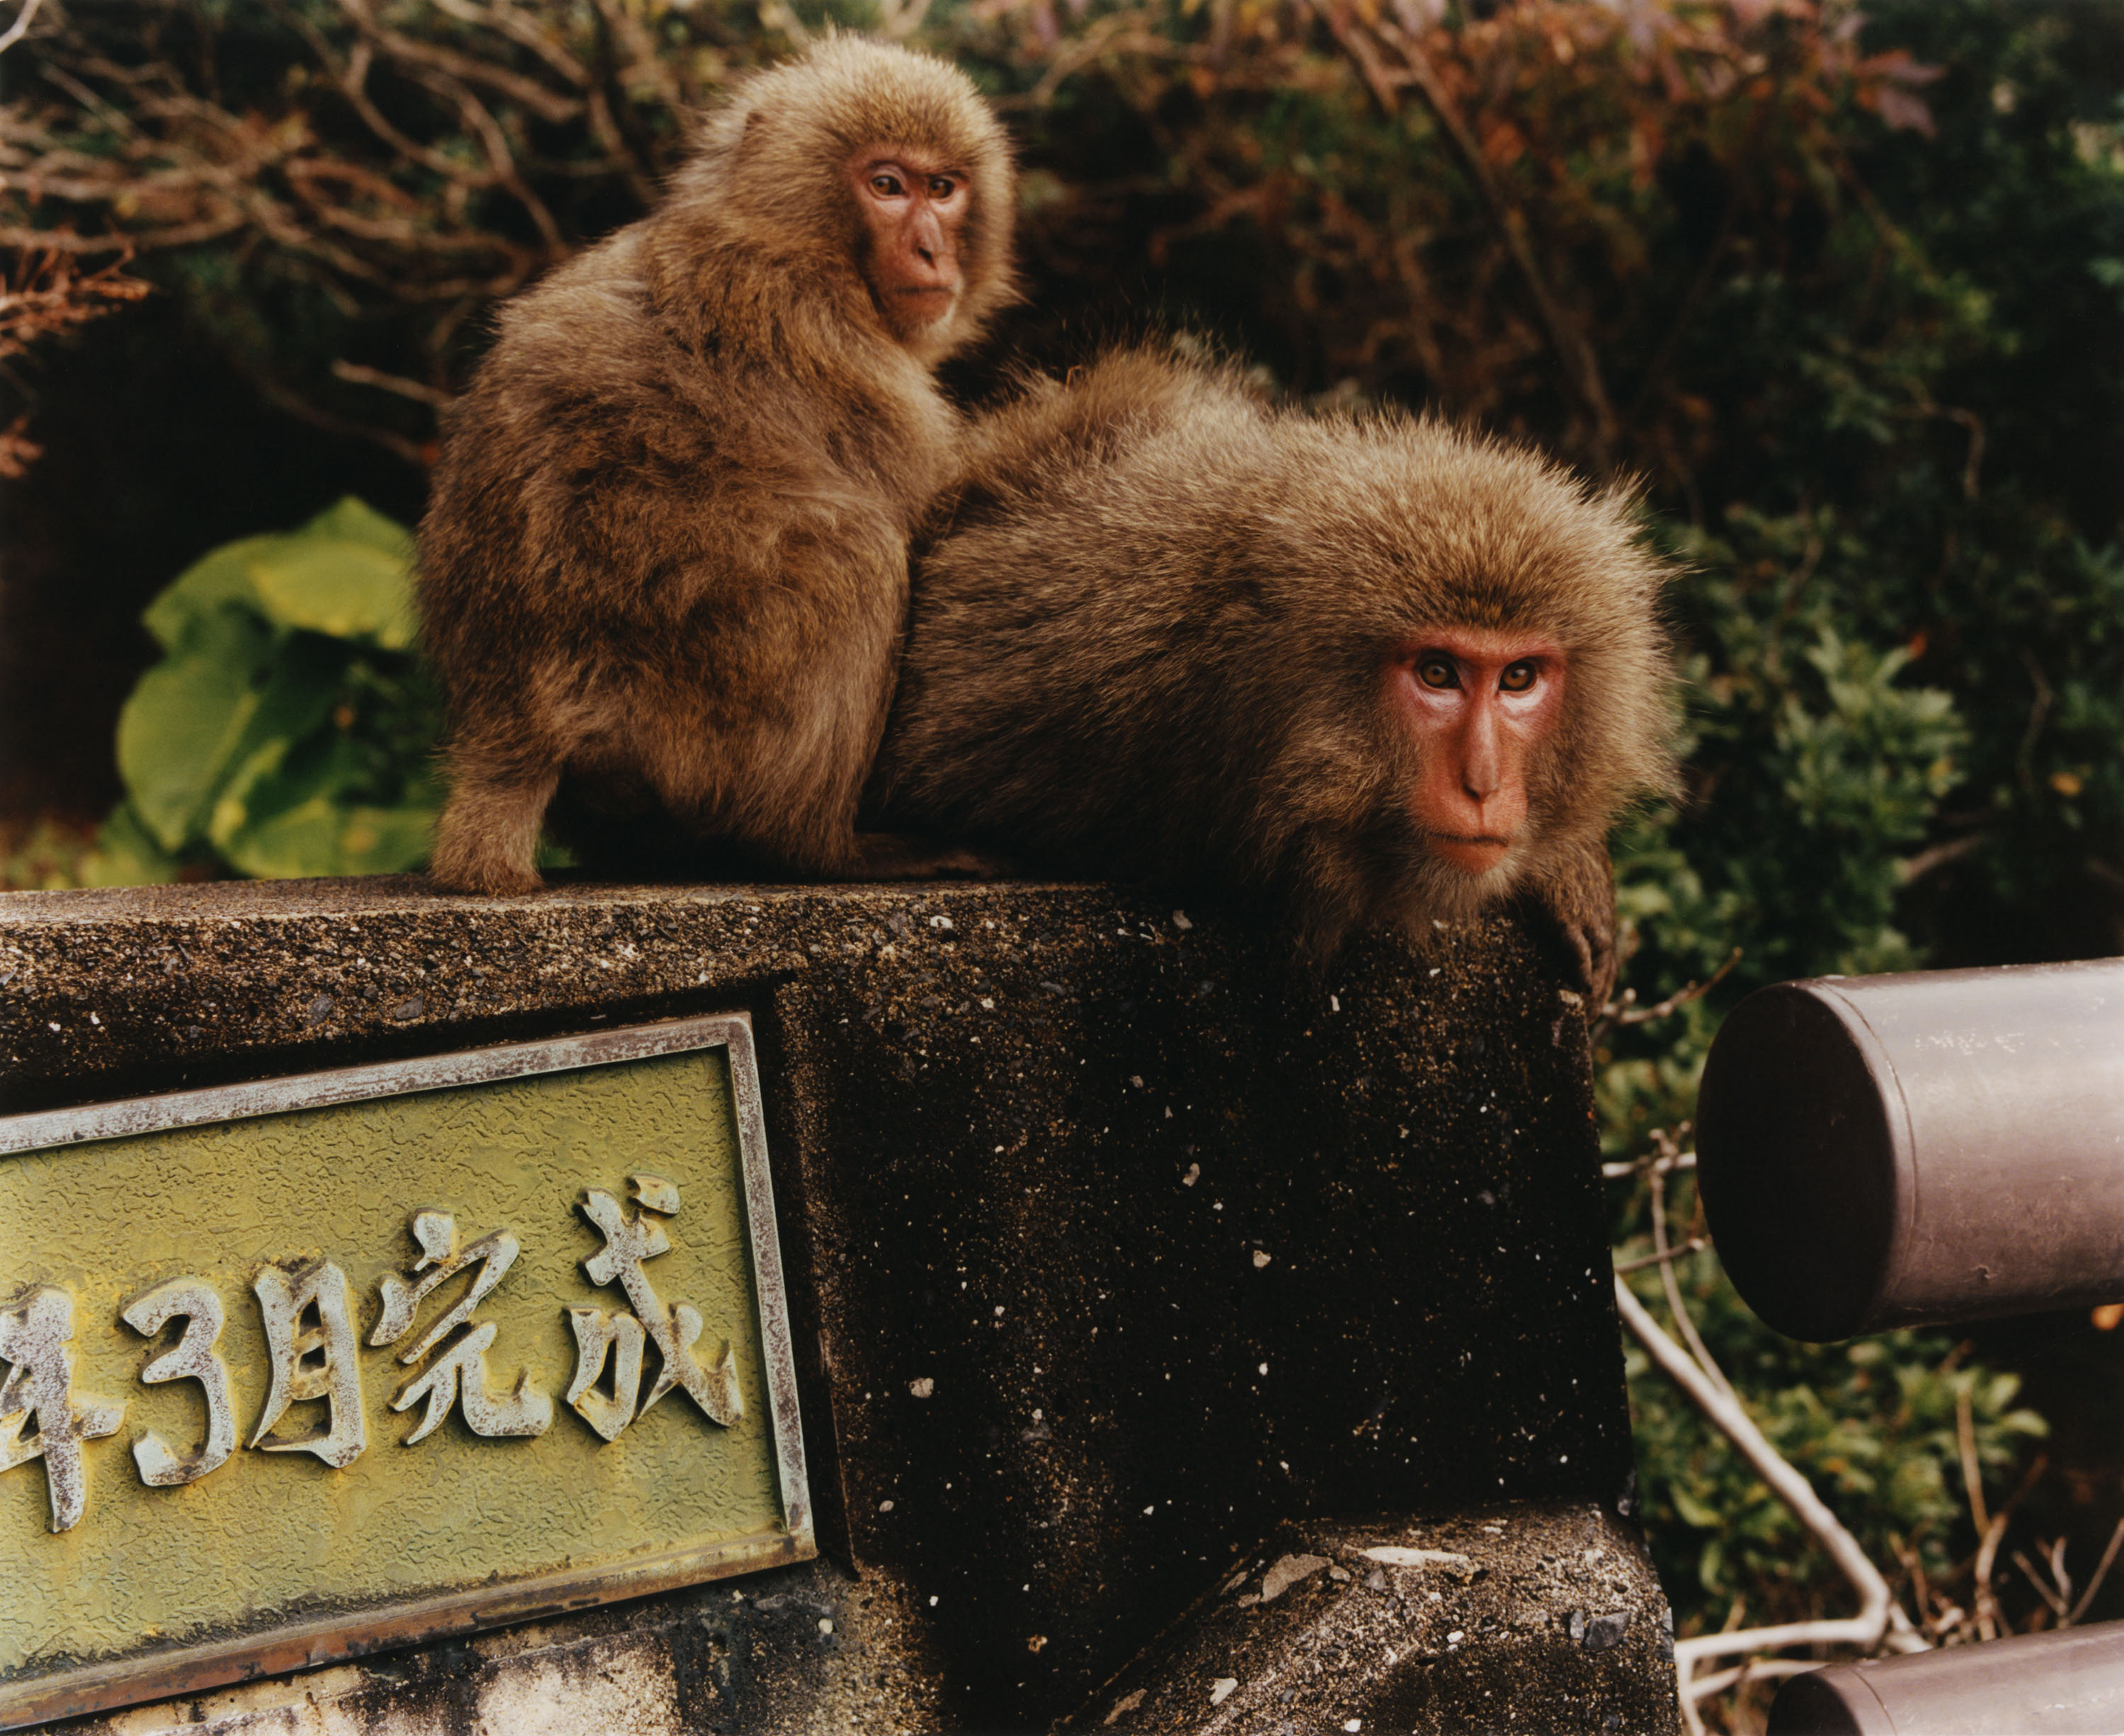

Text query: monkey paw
(846, 834), (1014, 882)
(423, 859), (547, 898)
(1517, 839), (1618, 1015)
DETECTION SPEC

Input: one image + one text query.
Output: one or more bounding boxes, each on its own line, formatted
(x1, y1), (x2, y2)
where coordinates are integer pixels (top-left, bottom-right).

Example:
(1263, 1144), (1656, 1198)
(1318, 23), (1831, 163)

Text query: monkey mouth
(1428, 832), (1514, 874)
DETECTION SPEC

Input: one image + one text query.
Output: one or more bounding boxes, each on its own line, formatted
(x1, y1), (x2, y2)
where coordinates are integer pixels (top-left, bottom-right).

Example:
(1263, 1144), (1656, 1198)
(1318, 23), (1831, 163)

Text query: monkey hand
(845, 833), (1016, 881)
(1514, 835), (1618, 1014)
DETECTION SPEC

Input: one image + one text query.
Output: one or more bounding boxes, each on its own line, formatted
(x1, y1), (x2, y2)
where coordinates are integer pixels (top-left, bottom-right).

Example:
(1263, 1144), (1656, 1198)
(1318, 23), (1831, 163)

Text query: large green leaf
(210, 720), (438, 878)
(223, 796), (435, 879)
(115, 610), (275, 851)
(195, 639), (355, 857)
(140, 534), (278, 653)
(78, 802), (183, 889)
(247, 539), (416, 649)
(297, 496), (414, 558)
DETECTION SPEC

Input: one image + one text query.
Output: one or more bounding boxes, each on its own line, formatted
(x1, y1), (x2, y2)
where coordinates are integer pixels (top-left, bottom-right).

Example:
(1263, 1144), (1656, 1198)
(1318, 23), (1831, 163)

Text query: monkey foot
(423, 862), (547, 898)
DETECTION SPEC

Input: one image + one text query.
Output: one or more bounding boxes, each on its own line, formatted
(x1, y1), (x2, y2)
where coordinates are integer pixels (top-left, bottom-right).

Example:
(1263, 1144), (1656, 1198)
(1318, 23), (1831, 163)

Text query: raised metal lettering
(0, 1286), (124, 1531)
(251, 1260), (366, 1468)
(566, 1172), (741, 1439)
(121, 1279), (235, 1487)
(372, 1212), (549, 1446)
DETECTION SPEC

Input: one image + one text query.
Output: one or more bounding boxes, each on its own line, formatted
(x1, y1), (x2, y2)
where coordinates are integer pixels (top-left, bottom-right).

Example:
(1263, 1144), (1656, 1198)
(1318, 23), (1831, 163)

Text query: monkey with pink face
(869, 351), (1675, 1003)
(419, 38), (1015, 895)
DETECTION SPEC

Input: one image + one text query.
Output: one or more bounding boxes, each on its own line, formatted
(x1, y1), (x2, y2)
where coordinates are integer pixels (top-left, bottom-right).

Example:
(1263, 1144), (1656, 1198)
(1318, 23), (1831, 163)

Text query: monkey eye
(869, 171), (906, 197)
(1415, 653), (1460, 690)
(1499, 660), (1539, 693)
(928, 175), (958, 200)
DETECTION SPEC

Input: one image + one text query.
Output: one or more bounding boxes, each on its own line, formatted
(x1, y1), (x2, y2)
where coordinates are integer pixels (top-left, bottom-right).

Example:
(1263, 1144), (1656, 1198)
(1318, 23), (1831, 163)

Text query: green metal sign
(0, 1014), (811, 1730)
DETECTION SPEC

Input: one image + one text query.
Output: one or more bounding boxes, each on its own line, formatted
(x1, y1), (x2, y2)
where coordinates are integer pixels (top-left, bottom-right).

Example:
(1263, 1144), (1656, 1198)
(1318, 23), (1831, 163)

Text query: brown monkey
(418, 37), (1015, 895)
(868, 350), (1673, 1000)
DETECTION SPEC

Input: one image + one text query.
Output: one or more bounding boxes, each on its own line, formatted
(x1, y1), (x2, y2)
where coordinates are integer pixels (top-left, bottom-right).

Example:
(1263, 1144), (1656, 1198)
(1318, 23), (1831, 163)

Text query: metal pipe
(1766, 1621), (2124, 1735)
(1695, 959), (2124, 1342)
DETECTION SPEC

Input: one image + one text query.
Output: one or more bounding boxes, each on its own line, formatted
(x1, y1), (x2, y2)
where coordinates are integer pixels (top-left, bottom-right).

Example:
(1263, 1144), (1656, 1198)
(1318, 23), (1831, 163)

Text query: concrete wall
(0, 878), (1678, 1734)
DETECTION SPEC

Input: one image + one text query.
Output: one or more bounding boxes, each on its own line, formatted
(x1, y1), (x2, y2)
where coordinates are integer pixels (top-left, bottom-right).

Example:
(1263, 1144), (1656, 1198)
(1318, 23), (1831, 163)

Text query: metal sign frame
(0, 1012), (813, 1730)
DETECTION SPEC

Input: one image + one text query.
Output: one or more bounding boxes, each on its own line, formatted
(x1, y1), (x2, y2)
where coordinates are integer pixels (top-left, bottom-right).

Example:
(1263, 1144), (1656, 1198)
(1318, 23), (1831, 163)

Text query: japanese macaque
(418, 38), (1015, 895)
(867, 350), (1674, 1001)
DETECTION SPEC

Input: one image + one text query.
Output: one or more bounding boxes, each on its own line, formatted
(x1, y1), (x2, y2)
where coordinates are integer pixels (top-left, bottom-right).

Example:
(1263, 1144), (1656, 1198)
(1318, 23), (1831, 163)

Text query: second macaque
(418, 38), (1015, 895)
(868, 351), (1674, 1001)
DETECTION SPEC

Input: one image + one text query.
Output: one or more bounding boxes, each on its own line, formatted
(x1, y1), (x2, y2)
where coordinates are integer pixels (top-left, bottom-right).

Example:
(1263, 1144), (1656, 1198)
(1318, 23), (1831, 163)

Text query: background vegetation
(6, 1), (2124, 1726)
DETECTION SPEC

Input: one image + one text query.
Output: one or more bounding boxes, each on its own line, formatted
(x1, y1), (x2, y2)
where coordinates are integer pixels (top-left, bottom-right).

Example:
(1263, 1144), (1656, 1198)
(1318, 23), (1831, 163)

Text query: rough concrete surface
(1, 877), (1679, 1734)
(54, 1560), (942, 1736)
(1073, 1504), (1679, 1735)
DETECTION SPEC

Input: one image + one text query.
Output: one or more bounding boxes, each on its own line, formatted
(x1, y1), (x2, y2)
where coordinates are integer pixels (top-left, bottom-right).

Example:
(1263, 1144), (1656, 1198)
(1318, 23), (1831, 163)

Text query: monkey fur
(868, 350), (1675, 1000)
(418, 38), (1015, 895)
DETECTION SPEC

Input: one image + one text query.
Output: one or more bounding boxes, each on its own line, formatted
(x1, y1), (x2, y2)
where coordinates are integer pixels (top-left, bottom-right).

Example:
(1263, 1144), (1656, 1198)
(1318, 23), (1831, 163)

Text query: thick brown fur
(418, 37), (1015, 894)
(869, 349), (1674, 995)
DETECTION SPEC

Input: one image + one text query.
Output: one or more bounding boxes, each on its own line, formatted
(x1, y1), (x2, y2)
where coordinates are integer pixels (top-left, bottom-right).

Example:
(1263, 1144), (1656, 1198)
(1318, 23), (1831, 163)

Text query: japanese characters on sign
(2, 1174), (738, 1532)
(0, 1015), (812, 1734)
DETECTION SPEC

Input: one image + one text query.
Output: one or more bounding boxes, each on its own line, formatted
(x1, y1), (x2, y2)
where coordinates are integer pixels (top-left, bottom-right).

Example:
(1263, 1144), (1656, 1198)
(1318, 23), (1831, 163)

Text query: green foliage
(91, 499), (441, 884)
(1617, 1216), (2047, 1623)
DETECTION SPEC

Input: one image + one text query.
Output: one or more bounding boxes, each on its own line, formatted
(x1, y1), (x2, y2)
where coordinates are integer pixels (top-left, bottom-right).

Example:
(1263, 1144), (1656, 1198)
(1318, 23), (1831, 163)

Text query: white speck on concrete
(1361, 1546), (1471, 1568)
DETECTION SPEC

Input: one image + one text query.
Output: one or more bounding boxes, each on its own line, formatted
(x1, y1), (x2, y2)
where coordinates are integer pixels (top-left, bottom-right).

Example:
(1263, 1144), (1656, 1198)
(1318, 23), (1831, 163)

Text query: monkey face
(850, 148), (971, 340)
(1388, 627), (1568, 876)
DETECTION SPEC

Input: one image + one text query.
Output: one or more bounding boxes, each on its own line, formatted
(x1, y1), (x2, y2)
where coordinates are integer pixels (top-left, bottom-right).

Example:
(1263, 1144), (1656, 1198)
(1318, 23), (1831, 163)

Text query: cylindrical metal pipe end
(1767, 1621), (2124, 1735)
(1696, 982), (1904, 1341)
(1699, 959), (2124, 1340)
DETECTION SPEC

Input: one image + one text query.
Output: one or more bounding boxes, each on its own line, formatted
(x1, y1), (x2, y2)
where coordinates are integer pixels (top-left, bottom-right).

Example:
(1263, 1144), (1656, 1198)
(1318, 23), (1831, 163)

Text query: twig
(2011, 1546), (2069, 1623)
(1601, 1147), (1695, 1182)
(2017, 646), (2053, 798)
(1594, 948), (1742, 1041)
(1897, 834), (1981, 886)
(1969, 1454), (2047, 1642)
(1614, 1277), (1928, 1677)
(1331, 9), (1618, 470)
(1650, 1148), (1734, 1400)
(331, 359), (452, 410)
(0, 0), (44, 58)
(1974, 1509), (2009, 1641)
(1686, 1657), (1819, 1698)
(1956, 1384), (1991, 1536)
(2069, 1517), (2124, 1624)
(1613, 1238), (1707, 1276)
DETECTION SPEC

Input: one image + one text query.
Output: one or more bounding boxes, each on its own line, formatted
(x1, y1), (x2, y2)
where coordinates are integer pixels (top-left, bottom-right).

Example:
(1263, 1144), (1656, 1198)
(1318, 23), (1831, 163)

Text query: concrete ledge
(1, 879), (1674, 1733)
(1075, 1504), (1676, 1735)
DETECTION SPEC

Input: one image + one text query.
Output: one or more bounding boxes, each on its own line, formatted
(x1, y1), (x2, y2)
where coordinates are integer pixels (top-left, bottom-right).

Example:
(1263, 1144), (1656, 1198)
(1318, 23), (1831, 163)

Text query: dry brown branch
(1612, 1235), (1707, 1277)
(1594, 947), (1742, 1041)
(331, 358), (452, 409)
(0, 0), (45, 59)
(1328, 5), (1620, 469)
(2068, 1517), (2124, 1625)
(1956, 1383), (1992, 1537)
(1615, 1277), (1930, 1702)
(2011, 1543), (2070, 1623)
(1649, 1130), (1734, 1403)
(0, 245), (149, 362)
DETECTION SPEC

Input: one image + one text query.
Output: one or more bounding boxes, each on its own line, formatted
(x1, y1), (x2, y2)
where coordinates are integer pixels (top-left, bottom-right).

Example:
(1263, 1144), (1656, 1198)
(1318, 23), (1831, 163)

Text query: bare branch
(1614, 1277), (1929, 1679)
(1594, 948), (1742, 1043)
(2069, 1517), (2124, 1625)
(1613, 1236), (1708, 1276)
(1326, 8), (1619, 470)
(1650, 1150), (1734, 1401)
(0, 0), (45, 59)
(331, 359), (452, 410)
